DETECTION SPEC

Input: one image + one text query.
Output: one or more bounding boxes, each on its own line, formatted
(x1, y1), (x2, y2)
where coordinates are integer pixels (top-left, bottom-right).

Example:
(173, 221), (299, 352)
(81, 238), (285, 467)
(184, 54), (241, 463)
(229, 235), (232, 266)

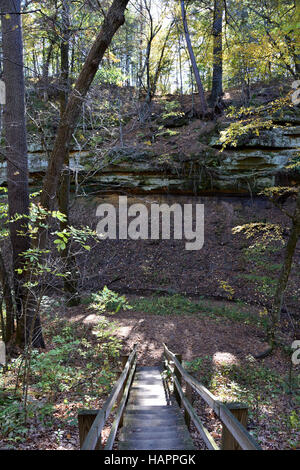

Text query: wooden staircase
(118, 366), (195, 450)
(79, 344), (261, 451)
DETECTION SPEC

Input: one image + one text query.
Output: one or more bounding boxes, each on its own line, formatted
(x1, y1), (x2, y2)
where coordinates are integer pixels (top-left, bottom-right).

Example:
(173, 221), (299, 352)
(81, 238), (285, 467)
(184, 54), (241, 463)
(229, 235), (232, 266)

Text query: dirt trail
(67, 303), (284, 373)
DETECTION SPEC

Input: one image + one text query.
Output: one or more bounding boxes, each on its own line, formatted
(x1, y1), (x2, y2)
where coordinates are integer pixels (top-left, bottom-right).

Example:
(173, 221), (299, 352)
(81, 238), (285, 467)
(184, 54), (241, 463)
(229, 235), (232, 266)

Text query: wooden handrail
(105, 356), (137, 449)
(163, 343), (261, 451)
(165, 362), (219, 450)
(81, 344), (137, 450)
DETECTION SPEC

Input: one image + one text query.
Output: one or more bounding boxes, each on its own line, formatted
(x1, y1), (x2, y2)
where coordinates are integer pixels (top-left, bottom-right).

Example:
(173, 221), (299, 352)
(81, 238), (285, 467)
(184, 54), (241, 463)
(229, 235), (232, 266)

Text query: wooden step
(119, 425), (189, 441)
(119, 438), (195, 450)
(125, 407), (180, 417)
(123, 410), (185, 423)
(125, 405), (174, 412)
(123, 416), (183, 427)
(117, 366), (195, 450)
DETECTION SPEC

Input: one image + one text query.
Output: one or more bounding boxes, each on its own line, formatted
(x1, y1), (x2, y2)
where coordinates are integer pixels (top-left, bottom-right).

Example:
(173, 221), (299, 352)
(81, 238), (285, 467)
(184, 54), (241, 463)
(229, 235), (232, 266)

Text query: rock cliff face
(1, 110), (299, 195)
(209, 122), (300, 193)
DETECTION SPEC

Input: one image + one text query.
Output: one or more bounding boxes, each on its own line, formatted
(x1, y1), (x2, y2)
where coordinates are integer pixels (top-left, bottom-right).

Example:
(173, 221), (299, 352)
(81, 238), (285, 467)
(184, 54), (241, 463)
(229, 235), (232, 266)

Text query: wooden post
(118, 355), (129, 428)
(117, 355), (129, 403)
(162, 355), (171, 405)
(221, 402), (248, 450)
(78, 410), (100, 449)
(174, 354), (182, 407)
(184, 383), (192, 428)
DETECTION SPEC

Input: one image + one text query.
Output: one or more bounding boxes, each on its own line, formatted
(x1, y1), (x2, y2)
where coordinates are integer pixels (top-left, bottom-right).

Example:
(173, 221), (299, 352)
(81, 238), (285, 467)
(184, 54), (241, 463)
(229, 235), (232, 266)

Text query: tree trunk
(139, 1), (161, 107)
(40, 0), (129, 216)
(209, 0), (223, 107)
(137, 0), (144, 92)
(151, 22), (174, 98)
(42, 41), (54, 101)
(180, 0), (207, 116)
(57, 0), (80, 306)
(1, 0), (45, 348)
(178, 32), (183, 96)
(0, 251), (14, 343)
(269, 191), (300, 345)
(284, 33), (300, 78)
(125, 23), (130, 85)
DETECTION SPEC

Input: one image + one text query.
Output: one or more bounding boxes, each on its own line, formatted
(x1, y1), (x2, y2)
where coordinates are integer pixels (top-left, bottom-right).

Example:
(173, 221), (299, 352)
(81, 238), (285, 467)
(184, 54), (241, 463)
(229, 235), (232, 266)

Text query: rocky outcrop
(0, 111), (299, 196)
(209, 124), (300, 192)
(81, 120), (300, 194)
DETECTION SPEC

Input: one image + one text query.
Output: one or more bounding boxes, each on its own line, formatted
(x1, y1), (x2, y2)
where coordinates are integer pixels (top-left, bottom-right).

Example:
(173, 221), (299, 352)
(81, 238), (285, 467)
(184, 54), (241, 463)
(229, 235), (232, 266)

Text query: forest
(0, 0), (299, 453)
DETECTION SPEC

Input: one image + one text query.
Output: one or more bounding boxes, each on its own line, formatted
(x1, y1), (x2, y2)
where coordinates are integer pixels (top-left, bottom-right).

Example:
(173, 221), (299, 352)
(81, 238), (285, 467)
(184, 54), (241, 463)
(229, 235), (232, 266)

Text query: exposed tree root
(254, 346), (273, 359)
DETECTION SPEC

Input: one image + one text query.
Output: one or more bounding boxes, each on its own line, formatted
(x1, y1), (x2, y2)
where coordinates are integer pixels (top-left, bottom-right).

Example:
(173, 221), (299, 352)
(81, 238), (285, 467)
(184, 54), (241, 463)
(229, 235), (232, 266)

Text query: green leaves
(89, 286), (132, 314)
(95, 66), (125, 86)
(9, 206), (97, 280)
(0, 397), (54, 441)
(53, 229), (69, 252)
(51, 211), (67, 222)
(52, 225), (95, 252)
(219, 118), (273, 150)
(221, 94), (293, 150)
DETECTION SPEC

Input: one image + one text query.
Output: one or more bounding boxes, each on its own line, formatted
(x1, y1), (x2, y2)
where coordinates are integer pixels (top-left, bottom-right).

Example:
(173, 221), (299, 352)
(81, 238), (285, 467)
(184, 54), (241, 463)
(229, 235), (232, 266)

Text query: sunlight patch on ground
(82, 314), (101, 325)
(212, 351), (240, 366)
(118, 325), (133, 337)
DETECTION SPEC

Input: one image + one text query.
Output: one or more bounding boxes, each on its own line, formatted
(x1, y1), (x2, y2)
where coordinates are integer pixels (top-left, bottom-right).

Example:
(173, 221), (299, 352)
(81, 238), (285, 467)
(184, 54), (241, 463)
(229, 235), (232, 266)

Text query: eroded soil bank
(73, 193), (300, 320)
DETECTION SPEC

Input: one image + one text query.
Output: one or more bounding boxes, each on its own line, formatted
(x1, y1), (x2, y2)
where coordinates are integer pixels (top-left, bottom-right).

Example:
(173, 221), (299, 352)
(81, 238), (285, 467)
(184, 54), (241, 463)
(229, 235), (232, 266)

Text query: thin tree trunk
(1, 0), (45, 348)
(40, 0), (129, 216)
(209, 0), (223, 107)
(283, 32), (300, 78)
(125, 23), (130, 85)
(57, 0), (80, 306)
(137, 0), (144, 93)
(42, 41), (54, 101)
(0, 251), (14, 343)
(270, 191), (300, 345)
(136, 0), (161, 107)
(180, 0), (207, 116)
(178, 33), (183, 96)
(151, 21), (174, 98)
